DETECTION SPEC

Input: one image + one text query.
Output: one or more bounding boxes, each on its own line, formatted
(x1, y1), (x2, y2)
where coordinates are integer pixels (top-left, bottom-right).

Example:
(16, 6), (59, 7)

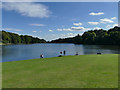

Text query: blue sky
(2, 2), (118, 41)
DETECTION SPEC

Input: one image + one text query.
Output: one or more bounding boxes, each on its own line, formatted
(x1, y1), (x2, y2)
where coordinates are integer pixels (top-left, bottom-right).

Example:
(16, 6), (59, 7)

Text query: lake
(2, 44), (120, 62)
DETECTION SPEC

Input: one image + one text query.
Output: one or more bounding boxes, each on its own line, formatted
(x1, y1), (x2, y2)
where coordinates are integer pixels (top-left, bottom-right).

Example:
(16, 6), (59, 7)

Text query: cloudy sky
(2, 2), (118, 41)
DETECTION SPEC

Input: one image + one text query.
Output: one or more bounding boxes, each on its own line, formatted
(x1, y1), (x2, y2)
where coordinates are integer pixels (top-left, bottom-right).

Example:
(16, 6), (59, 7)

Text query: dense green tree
(95, 31), (109, 45)
(73, 34), (82, 44)
(2, 31), (11, 43)
(82, 32), (96, 44)
(2, 31), (46, 44)
(20, 35), (26, 43)
(109, 31), (120, 45)
(50, 26), (120, 45)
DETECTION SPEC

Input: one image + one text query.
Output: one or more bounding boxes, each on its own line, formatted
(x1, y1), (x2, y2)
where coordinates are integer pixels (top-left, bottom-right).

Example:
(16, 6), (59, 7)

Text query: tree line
(49, 26), (120, 45)
(1, 26), (120, 45)
(1, 31), (46, 44)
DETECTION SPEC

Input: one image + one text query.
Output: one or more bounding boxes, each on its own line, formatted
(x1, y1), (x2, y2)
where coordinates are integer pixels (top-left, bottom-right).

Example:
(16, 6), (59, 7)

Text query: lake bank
(3, 54), (118, 88)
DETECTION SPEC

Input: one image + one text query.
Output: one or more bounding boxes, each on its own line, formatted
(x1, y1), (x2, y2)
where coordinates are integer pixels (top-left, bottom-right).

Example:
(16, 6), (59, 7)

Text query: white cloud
(73, 22), (82, 26)
(12, 32), (20, 35)
(60, 33), (77, 37)
(67, 33), (74, 36)
(100, 18), (114, 23)
(32, 31), (37, 32)
(63, 28), (73, 31)
(57, 26), (90, 32)
(93, 27), (101, 30)
(46, 33), (78, 40)
(88, 22), (99, 25)
(3, 2), (51, 18)
(29, 23), (45, 26)
(106, 25), (111, 29)
(39, 33), (74, 41)
(71, 26), (90, 31)
(57, 29), (62, 31)
(113, 24), (118, 27)
(3, 28), (23, 31)
(57, 28), (73, 31)
(88, 17), (116, 25)
(106, 24), (118, 29)
(49, 30), (53, 32)
(89, 12), (104, 16)
(57, 28), (70, 31)
(111, 17), (117, 20)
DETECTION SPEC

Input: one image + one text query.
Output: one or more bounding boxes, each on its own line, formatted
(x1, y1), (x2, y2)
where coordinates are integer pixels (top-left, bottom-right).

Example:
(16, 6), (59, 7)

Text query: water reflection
(2, 44), (120, 62)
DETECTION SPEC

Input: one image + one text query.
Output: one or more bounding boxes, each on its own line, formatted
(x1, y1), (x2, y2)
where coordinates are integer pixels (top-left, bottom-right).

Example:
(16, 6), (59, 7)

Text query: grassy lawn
(2, 54), (118, 88)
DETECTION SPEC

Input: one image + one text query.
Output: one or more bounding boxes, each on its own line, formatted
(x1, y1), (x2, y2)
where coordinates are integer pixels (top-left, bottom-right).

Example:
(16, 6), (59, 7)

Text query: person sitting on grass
(75, 52), (78, 55)
(40, 54), (44, 58)
(58, 52), (62, 57)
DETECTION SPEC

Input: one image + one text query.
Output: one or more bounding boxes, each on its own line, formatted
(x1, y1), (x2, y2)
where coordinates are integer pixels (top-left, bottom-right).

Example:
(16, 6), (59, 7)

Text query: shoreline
(2, 54), (118, 63)
(1, 43), (120, 46)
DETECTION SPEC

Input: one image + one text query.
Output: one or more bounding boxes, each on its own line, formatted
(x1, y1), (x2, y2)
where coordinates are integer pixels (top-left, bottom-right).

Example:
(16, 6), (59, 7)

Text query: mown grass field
(2, 54), (118, 88)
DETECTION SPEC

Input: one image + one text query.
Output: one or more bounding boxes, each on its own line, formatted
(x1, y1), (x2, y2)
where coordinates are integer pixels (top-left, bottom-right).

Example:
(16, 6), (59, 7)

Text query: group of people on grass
(59, 50), (79, 57)
(58, 50), (66, 57)
(40, 50), (79, 58)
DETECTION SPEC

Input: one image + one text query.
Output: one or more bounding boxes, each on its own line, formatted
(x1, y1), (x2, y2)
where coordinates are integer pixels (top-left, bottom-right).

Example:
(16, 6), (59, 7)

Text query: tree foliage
(1, 31), (46, 44)
(50, 26), (120, 45)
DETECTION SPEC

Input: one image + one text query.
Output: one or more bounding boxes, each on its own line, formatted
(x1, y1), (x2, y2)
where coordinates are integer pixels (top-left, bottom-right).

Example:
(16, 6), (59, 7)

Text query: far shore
(1, 42), (120, 46)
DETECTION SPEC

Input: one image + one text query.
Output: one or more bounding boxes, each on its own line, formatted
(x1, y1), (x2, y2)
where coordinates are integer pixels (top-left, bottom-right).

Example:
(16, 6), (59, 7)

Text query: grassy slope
(2, 54), (118, 88)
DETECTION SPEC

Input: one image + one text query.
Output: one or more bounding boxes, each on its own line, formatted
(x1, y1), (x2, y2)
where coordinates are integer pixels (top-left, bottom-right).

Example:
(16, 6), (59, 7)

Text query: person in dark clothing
(75, 52), (78, 55)
(63, 50), (66, 56)
(40, 54), (44, 58)
(58, 51), (62, 57)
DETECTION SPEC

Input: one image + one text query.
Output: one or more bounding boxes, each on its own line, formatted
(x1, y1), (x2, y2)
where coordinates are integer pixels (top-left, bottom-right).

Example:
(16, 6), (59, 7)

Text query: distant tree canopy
(49, 26), (120, 45)
(1, 26), (120, 45)
(1, 31), (46, 44)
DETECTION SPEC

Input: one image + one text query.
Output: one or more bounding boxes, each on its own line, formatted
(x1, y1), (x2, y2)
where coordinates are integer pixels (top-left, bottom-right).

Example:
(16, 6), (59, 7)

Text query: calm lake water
(2, 44), (120, 62)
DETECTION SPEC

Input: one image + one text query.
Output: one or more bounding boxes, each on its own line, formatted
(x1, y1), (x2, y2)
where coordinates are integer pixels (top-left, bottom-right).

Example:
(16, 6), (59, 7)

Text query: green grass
(2, 54), (118, 88)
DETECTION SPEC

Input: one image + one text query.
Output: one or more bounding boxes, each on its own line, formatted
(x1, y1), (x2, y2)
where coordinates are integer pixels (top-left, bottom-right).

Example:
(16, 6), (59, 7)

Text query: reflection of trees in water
(97, 45), (120, 54)
(100, 45), (120, 54)
(2, 46), (13, 57)
(2, 46), (8, 57)
(97, 45), (120, 50)
(80, 45), (120, 54)
(2, 45), (21, 58)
